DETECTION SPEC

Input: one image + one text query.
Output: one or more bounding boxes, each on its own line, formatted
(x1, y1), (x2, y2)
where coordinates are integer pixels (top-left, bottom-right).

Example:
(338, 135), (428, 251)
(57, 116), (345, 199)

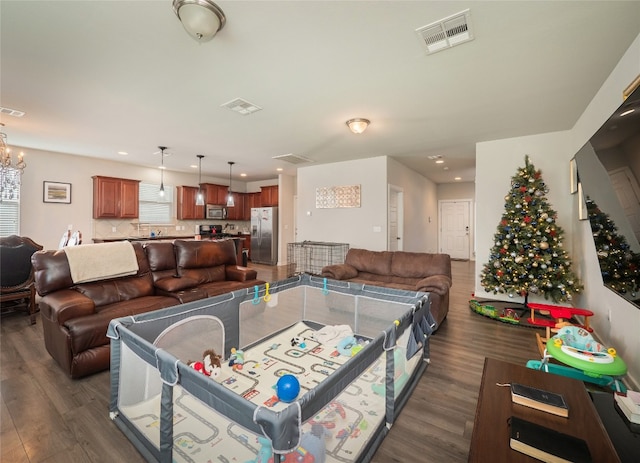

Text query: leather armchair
(0, 235), (43, 324)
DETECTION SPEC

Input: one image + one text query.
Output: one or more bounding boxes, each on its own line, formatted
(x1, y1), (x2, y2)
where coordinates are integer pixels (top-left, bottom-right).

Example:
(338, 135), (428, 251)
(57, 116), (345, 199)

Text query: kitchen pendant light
(158, 146), (167, 197)
(196, 155), (205, 206)
(226, 161), (235, 207)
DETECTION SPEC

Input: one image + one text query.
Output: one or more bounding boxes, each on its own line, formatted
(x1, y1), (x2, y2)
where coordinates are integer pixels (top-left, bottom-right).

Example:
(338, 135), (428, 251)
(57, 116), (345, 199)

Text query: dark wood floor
(1, 261), (541, 462)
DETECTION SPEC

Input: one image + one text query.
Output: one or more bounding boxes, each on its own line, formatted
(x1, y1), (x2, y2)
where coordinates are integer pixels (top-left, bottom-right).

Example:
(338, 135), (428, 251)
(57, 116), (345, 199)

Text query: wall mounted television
(574, 76), (640, 307)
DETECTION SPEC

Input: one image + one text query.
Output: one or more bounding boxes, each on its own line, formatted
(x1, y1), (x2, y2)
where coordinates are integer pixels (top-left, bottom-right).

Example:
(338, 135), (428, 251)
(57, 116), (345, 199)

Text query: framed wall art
(43, 181), (72, 204)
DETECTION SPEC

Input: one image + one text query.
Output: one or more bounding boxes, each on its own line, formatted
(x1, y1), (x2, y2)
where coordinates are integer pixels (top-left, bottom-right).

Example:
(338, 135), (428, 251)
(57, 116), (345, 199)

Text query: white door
(609, 167), (640, 246)
(439, 200), (471, 259)
(388, 186), (403, 251)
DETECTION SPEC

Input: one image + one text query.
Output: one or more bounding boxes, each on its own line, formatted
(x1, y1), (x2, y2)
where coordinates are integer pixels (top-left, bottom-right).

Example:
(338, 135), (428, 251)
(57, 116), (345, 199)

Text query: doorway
(388, 185), (404, 251)
(439, 199), (472, 260)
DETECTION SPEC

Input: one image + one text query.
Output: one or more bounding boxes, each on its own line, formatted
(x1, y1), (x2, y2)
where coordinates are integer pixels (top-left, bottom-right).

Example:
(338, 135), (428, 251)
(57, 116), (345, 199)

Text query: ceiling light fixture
(173, 0), (226, 43)
(158, 146), (167, 197)
(346, 118), (370, 134)
(226, 161), (235, 207)
(0, 125), (26, 201)
(196, 155), (205, 206)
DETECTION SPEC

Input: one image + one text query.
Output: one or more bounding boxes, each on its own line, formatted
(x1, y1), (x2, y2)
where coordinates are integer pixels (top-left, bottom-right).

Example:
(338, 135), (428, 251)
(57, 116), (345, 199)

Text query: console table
(468, 357), (619, 462)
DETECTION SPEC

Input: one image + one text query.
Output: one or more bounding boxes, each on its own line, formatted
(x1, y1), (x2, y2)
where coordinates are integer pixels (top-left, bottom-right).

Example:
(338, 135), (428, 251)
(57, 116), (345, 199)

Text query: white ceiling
(2, 1), (640, 184)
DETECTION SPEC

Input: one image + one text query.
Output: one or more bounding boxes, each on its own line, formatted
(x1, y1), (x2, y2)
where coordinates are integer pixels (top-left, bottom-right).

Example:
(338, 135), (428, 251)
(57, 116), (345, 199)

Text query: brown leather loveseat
(321, 248), (452, 329)
(32, 239), (264, 378)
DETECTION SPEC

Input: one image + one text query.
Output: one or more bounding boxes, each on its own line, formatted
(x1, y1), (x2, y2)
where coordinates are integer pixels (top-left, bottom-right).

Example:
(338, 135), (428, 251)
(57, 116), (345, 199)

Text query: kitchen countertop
(93, 235), (247, 243)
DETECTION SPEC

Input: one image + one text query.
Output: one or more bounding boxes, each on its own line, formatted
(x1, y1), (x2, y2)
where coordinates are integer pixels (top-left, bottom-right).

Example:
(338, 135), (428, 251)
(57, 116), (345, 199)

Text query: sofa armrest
(416, 275), (452, 296)
(321, 264), (359, 280)
(39, 289), (96, 325)
(225, 265), (258, 282)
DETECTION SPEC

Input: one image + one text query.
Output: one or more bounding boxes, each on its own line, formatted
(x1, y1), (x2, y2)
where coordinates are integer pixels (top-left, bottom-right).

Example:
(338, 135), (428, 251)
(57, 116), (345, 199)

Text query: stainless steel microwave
(206, 205), (227, 220)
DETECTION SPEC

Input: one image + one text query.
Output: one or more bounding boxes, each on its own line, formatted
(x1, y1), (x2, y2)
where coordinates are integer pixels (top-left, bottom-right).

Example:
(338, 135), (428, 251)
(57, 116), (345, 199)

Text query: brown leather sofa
(321, 248), (452, 329)
(31, 239), (264, 378)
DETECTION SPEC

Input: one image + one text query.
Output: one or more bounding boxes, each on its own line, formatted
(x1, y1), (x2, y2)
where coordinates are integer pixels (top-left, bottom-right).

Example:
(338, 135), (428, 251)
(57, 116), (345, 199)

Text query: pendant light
(158, 146), (167, 197)
(226, 161), (235, 207)
(196, 155), (205, 206)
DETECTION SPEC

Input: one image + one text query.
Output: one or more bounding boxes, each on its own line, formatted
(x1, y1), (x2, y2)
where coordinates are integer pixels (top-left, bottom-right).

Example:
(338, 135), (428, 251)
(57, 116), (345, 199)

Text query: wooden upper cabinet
(226, 192), (245, 220)
(260, 185), (279, 206)
(201, 183), (228, 206)
(177, 186), (205, 220)
(93, 176), (140, 219)
(244, 192), (259, 218)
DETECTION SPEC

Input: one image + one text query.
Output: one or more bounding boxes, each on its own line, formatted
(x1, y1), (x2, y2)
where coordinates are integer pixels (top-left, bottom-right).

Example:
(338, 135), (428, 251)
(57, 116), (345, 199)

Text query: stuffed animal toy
(189, 349), (222, 378)
(203, 349), (222, 377)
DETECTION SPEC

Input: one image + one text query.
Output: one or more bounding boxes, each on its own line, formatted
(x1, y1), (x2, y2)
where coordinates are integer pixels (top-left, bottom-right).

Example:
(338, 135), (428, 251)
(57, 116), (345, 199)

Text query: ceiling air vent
(221, 98), (262, 115)
(272, 153), (314, 165)
(0, 106), (25, 117)
(416, 9), (473, 55)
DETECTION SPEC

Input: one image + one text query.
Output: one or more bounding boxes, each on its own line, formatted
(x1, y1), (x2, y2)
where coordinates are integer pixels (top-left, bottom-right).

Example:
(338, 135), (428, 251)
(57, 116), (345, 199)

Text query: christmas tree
(480, 155), (582, 305)
(585, 196), (640, 296)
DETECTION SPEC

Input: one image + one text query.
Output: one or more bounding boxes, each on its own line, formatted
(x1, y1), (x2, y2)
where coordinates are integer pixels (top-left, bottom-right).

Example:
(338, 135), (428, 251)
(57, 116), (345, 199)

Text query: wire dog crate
(287, 241), (349, 277)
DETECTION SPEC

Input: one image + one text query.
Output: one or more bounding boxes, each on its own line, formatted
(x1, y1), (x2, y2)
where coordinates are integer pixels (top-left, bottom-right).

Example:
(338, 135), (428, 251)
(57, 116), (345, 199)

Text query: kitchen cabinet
(244, 192), (260, 218)
(201, 183), (229, 205)
(260, 185), (279, 206)
(177, 186), (205, 220)
(226, 192), (245, 220)
(92, 176), (140, 219)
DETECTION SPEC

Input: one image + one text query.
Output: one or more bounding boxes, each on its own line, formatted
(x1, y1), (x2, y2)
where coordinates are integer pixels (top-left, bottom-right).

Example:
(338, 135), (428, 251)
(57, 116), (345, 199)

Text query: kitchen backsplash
(92, 219), (250, 240)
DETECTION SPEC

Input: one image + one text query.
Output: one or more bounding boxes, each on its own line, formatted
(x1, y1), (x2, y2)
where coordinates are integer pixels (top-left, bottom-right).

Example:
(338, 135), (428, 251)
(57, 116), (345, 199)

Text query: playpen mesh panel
(153, 315), (225, 365)
(119, 384), (264, 463)
(239, 286), (305, 348)
(118, 342), (163, 449)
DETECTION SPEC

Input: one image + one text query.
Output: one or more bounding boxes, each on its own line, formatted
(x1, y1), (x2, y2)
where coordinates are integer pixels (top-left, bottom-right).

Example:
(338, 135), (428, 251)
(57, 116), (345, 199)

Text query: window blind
(139, 183), (174, 224)
(0, 168), (21, 236)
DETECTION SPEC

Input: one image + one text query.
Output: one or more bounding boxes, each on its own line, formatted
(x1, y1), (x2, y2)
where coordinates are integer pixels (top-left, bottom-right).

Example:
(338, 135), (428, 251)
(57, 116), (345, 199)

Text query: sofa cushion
(175, 239), (237, 271)
(345, 249), (393, 275)
(145, 242), (178, 281)
(75, 273), (155, 307)
(154, 276), (199, 292)
(32, 249), (73, 295)
(392, 252), (452, 279)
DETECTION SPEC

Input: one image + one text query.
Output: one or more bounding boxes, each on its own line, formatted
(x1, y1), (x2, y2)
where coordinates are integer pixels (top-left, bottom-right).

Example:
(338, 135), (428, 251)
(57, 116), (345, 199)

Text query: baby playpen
(108, 274), (435, 463)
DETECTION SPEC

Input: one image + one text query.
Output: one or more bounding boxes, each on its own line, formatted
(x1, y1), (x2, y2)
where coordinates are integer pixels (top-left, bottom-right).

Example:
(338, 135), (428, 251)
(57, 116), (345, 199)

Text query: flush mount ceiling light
(346, 118), (370, 134)
(196, 155), (205, 206)
(226, 161), (235, 207)
(173, 0), (226, 43)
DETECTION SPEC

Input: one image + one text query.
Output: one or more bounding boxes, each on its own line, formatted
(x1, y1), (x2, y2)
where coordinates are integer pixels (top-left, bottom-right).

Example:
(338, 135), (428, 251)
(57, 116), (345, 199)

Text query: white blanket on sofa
(65, 241), (139, 284)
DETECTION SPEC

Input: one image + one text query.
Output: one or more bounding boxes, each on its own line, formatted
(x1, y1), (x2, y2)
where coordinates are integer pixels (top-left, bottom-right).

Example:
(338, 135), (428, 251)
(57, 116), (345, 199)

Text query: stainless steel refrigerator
(251, 207), (278, 265)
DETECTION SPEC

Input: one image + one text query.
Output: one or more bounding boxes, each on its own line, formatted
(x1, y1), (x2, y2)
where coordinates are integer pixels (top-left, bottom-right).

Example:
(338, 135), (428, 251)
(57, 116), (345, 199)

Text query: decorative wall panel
(315, 185), (361, 208)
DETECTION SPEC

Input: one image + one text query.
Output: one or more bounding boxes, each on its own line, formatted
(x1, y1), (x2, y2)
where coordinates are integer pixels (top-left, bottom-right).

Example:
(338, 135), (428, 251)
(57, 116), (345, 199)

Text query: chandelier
(0, 129), (26, 201)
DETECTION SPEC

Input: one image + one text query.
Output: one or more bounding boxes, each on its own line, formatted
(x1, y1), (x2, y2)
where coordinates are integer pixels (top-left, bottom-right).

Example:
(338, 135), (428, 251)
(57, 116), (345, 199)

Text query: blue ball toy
(276, 374), (300, 402)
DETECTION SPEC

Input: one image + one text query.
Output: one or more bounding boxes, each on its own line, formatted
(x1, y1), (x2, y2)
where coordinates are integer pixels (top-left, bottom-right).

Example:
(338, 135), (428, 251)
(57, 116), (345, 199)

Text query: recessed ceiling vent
(272, 153), (314, 165)
(416, 9), (473, 55)
(0, 106), (25, 117)
(221, 98), (262, 115)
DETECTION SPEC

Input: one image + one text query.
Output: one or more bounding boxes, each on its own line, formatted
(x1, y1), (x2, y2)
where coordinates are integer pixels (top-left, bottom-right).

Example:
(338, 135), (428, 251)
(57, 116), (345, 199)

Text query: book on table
(509, 416), (592, 463)
(614, 392), (640, 424)
(511, 383), (569, 417)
